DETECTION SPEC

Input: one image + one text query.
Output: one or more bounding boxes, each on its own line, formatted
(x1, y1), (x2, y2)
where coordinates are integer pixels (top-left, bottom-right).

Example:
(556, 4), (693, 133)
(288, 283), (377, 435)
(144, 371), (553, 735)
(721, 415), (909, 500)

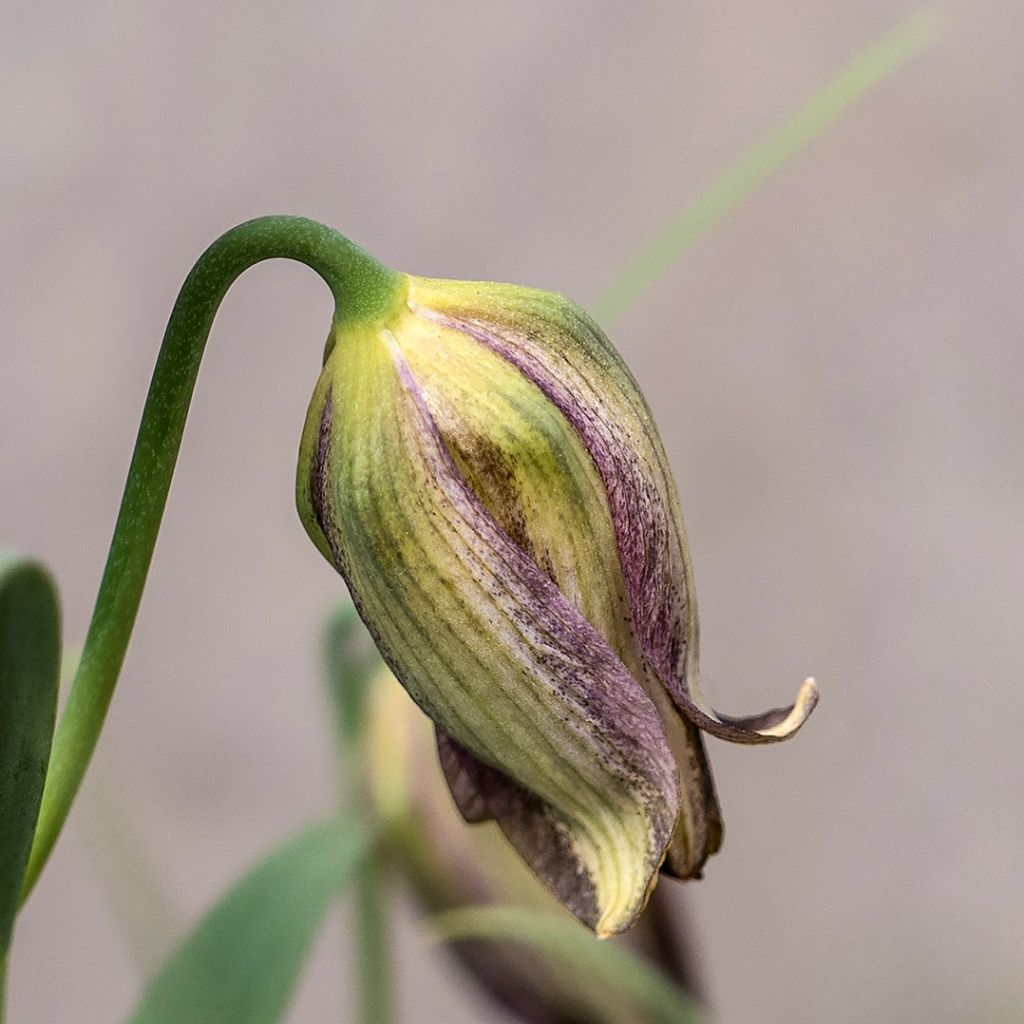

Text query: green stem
(0, 948), (8, 1024)
(323, 607), (395, 1024)
(20, 216), (401, 902)
(353, 850), (394, 1024)
(339, 753), (394, 1024)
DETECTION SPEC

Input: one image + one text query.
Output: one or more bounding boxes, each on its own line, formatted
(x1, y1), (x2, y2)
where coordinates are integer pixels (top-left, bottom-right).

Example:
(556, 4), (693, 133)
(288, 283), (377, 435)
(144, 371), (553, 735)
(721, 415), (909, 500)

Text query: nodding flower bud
(297, 271), (818, 936)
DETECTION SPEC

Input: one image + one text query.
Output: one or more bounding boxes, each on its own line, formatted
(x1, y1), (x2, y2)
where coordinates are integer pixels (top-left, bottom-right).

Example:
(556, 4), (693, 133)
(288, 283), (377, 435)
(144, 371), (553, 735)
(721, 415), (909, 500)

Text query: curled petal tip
(754, 676), (819, 740)
(672, 674), (820, 745)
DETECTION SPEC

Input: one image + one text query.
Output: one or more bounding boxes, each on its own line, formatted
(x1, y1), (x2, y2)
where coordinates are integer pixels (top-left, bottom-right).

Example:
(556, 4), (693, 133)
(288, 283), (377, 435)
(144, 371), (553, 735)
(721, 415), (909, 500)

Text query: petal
(434, 726), (490, 824)
(410, 279), (817, 744)
(298, 321), (678, 935)
(437, 728), (606, 928)
(389, 299), (720, 878)
(439, 716), (723, 885)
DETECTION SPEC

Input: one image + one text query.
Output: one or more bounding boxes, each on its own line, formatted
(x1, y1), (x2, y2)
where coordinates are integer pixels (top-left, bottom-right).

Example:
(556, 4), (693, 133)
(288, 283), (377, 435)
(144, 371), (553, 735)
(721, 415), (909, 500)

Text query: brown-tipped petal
(368, 671), (708, 1023)
(658, 674), (820, 745)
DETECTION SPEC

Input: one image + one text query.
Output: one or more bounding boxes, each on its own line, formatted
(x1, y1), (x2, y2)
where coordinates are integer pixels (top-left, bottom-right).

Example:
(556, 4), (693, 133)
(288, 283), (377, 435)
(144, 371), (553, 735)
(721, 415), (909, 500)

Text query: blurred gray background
(2, 1), (1022, 1021)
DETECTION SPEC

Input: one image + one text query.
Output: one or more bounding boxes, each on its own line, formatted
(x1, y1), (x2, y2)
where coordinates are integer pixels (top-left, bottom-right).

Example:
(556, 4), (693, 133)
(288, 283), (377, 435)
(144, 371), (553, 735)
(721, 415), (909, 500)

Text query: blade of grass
(0, 554), (61, 1021)
(431, 906), (705, 1024)
(127, 816), (370, 1024)
(592, 7), (948, 326)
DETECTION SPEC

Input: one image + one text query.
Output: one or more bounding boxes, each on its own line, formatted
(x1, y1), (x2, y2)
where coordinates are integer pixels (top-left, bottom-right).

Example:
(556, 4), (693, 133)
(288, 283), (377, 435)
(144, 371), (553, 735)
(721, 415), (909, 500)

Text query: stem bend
(21, 216), (400, 899)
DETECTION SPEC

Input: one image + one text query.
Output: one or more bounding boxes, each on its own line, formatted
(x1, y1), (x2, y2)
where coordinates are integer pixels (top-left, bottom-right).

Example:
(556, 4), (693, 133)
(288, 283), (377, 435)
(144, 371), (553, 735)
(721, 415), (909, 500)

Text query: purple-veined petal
(297, 320), (679, 934)
(367, 671), (708, 1021)
(386, 300), (722, 879)
(409, 279), (818, 744)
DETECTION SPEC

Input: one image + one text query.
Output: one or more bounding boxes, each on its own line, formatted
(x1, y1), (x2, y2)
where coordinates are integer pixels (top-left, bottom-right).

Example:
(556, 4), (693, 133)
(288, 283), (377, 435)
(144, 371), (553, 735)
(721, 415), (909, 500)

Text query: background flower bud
(366, 668), (705, 1024)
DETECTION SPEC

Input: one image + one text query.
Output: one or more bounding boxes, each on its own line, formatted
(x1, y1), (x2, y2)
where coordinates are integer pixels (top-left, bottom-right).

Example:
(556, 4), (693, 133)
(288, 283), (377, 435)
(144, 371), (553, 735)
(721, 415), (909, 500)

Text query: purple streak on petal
(436, 728), (600, 927)
(436, 726), (490, 824)
(309, 386), (347, 568)
(417, 307), (685, 686)
(383, 339), (679, 928)
(416, 302), (815, 744)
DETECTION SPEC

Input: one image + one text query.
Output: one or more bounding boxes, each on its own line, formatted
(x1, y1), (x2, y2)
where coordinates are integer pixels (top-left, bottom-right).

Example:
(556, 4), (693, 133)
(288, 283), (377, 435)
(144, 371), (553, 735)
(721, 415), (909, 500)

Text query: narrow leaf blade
(0, 554), (61, 951)
(431, 906), (705, 1024)
(128, 816), (370, 1024)
(592, 7), (948, 325)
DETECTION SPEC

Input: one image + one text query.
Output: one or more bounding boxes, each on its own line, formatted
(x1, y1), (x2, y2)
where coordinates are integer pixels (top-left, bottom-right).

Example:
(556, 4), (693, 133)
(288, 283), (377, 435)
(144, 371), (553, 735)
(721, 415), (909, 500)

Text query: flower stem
(323, 607), (396, 1024)
(0, 950), (7, 1024)
(20, 216), (401, 902)
(353, 851), (394, 1024)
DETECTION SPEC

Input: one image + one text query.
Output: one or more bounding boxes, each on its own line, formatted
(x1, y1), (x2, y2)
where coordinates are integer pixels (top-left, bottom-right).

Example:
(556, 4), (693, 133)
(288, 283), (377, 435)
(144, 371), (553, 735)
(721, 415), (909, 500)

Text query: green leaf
(592, 6), (948, 325)
(0, 553), (60, 952)
(127, 816), (371, 1024)
(431, 905), (706, 1024)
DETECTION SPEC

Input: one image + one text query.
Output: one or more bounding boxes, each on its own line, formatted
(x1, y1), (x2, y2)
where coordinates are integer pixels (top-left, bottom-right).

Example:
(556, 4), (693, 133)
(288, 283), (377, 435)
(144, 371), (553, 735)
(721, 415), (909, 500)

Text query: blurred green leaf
(431, 906), (706, 1024)
(0, 553), (60, 952)
(323, 602), (382, 753)
(592, 6), (948, 325)
(127, 816), (371, 1024)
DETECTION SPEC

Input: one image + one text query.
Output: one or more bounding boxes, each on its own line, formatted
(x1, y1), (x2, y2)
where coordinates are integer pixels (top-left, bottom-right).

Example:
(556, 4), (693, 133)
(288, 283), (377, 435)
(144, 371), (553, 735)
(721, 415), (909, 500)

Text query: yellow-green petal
(410, 277), (817, 744)
(298, 311), (677, 935)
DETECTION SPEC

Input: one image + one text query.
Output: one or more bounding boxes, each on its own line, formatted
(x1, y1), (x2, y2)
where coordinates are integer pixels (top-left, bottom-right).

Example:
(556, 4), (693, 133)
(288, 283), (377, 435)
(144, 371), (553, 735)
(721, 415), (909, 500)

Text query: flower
(297, 272), (818, 936)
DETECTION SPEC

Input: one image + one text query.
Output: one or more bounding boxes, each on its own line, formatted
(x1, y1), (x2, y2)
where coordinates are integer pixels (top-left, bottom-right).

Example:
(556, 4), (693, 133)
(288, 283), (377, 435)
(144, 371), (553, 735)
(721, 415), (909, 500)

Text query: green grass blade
(592, 7), (948, 326)
(0, 554), (61, 953)
(431, 905), (705, 1024)
(127, 817), (371, 1024)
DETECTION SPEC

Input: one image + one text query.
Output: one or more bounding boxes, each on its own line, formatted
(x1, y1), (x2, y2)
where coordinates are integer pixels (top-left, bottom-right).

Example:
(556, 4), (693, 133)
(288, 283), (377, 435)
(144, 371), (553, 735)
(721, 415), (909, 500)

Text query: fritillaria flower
(298, 274), (817, 937)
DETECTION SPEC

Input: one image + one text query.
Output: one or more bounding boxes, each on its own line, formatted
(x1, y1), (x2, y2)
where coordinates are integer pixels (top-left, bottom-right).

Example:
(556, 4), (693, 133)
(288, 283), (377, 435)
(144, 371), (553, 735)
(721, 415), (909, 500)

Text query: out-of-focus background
(2, 2), (1022, 1022)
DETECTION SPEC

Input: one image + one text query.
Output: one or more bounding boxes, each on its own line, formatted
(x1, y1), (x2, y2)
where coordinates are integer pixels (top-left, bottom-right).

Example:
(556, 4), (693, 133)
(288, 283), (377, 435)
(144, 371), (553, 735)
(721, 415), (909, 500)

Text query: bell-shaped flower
(297, 273), (817, 937)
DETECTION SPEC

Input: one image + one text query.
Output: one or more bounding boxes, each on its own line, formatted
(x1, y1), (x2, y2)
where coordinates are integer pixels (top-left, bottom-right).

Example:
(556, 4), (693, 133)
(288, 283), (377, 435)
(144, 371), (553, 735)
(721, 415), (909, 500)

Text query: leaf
(591, 7), (948, 325)
(431, 906), (706, 1024)
(0, 553), (60, 953)
(127, 816), (371, 1024)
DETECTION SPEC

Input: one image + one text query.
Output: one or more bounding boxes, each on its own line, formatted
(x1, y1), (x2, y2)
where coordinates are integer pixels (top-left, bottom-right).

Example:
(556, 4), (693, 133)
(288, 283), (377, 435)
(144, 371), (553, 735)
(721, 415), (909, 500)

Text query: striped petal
(409, 277), (818, 744)
(297, 313), (678, 935)
(436, 728), (614, 928)
(381, 292), (722, 879)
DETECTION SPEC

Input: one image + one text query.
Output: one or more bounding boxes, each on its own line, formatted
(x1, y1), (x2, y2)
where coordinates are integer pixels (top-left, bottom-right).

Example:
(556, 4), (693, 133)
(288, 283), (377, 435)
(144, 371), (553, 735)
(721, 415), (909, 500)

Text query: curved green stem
(0, 949), (8, 1024)
(20, 216), (401, 901)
